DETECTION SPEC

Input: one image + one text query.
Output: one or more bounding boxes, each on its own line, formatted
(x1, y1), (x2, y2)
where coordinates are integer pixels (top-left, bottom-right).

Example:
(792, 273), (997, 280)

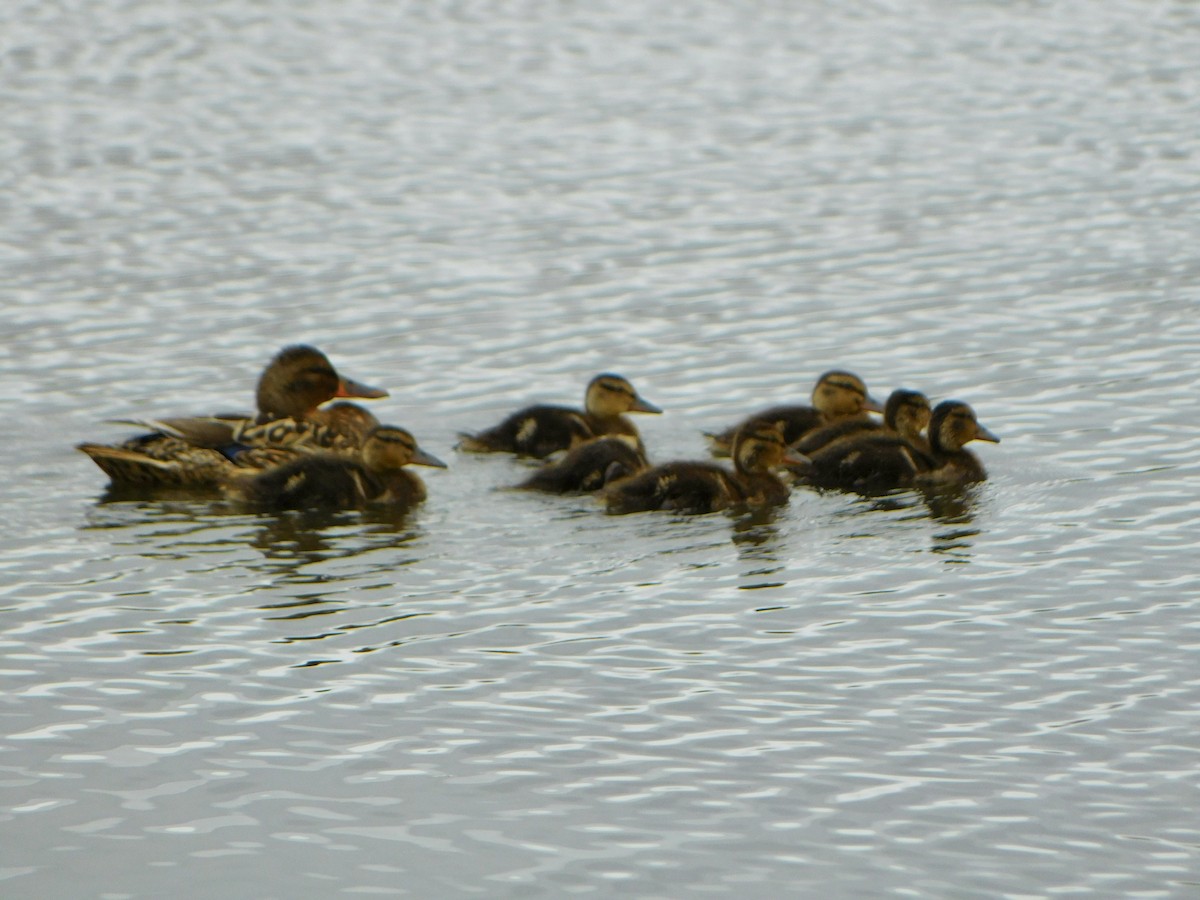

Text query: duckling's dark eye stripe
(375, 431), (415, 449)
(599, 381), (632, 395)
(828, 380), (865, 396)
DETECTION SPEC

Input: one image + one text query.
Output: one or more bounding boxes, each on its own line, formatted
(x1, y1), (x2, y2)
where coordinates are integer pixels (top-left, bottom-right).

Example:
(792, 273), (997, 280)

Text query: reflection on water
(85, 464), (990, 591)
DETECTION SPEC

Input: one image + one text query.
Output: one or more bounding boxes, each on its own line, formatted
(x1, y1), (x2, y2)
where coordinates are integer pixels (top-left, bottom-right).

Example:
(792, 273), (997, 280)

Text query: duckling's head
(361, 426), (448, 473)
(584, 373), (662, 418)
(732, 420), (809, 475)
(317, 401), (381, 443)
(928, 401), (1000, 453)
(257, 345), (388, 420)
(885, 389), (932, 441)
(811, 370), (884, 418)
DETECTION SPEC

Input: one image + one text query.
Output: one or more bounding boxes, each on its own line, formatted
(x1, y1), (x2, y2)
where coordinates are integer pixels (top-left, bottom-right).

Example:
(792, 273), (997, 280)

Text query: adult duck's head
(256, 345), (388, 420)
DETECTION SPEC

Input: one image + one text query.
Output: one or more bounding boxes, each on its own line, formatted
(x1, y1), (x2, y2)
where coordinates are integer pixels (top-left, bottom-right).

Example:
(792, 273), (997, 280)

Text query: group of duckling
(79, 345), (1000, 517)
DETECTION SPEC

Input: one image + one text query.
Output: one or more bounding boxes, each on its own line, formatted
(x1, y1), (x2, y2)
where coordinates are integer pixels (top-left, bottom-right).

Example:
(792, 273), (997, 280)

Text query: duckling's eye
(827, 381), (864, 396)
(297, 365), (334, 382)
(601, 381), (631, 396)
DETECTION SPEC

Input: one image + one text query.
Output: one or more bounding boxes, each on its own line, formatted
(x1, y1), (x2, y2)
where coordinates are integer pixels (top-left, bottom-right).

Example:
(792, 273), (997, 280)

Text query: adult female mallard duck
(706, 370), (883, 457)
(793, 388), (931, 456)
(226, 425), (447, 510)
(517, 437), (649, 494)
(797, 398), (996, 493)
(604, 420), (804, 515)
(457, 373), (661, 459)
(78, 345), (388, 488)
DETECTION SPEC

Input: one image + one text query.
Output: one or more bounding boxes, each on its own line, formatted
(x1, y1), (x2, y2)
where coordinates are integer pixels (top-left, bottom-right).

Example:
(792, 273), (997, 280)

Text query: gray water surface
(3, 1), (1200, 897)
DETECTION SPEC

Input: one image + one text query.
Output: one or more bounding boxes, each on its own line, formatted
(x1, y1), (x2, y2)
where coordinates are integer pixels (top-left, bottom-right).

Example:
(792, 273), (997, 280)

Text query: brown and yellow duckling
(225, 425), (447, 511)
(797, 398), (996, 494)
(793, 388), (931, 456)
(604, 420), (804, 516)
(458, 373), (661, 459)
(78, 345), (387, 488)
(915, 400), (1000, 487)
(517, 437), (649, 494)
(706, 370), (883, 457)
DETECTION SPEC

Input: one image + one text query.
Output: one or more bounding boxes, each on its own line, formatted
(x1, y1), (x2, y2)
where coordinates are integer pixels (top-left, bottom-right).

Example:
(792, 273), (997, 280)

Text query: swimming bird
(604, 420), (804, 515)
(793, 388), (931, 457)
(78, 345), (388, 488)
(706, 370), (883, 457)
(915, 400), (1000, 487)
(797, 398), (996, 493)
(516, 437), (649, 494)
(457, 373), (661, 459)
(225, 425), (447, 510)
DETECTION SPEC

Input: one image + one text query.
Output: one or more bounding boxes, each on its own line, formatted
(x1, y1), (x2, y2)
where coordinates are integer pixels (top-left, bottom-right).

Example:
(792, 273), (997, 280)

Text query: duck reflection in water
(248, 506), (422, 573)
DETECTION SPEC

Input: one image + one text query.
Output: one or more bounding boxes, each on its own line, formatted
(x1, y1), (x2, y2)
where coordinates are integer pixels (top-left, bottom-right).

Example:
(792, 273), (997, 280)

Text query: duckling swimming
(794, 388), (931, 456)
(604, 420), (803, 515)
(517, 437), (649, 494)
(915, 400), (1000, 487)
(78, 345), (388, 488)
(458, 373), (661, 459)
(797, 398), (995, 493)
(226, 425), (447, 510)
(707, 370), (883, 457)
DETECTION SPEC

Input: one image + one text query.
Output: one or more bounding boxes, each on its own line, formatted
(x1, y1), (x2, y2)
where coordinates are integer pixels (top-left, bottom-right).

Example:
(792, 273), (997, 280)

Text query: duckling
(458, 373), (661, 459)
(798, 398), (995, 494)
(794, 388), (931, 456)
(226, 425), (447, 510)
(517, 437), (649, 494)
(604, 420), (804, 515)
(707, 370), (883, 457)
(915, 400), (1000, 487)
(78, 346), (387, 488)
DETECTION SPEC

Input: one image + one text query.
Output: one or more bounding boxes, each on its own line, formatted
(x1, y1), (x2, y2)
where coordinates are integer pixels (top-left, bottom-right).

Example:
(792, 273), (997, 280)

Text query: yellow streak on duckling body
(458, 373), (661, 459)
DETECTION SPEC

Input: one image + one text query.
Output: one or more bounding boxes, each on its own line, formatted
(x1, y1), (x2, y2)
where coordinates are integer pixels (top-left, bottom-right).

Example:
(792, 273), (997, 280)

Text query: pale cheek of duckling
(899, 408), (930, 437)
(945, 421), (972, 450)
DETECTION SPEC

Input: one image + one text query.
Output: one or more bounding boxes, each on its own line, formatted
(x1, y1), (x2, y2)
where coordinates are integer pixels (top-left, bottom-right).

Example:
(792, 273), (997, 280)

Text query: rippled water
(4, 0), (1200, 896)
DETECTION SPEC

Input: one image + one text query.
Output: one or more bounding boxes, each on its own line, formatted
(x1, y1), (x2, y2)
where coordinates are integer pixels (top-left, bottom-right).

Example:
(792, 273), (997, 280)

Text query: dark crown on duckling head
(812, 370), (885, 416)
(928, 401), (1000, 453)
(884, 389), (932, 439)
(585, 373), (662, 417)
(732, 420), (809, 474)
(361, 426), (448, 472)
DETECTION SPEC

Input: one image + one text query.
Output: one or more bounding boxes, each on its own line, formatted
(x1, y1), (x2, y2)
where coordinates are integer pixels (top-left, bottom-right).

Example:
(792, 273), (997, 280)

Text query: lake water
(3, 1), (1200, 897)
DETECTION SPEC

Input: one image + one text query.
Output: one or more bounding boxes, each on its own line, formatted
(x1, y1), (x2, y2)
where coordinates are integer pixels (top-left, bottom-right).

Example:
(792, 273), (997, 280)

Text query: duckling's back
(802, 433), (934, 494)
(519, 437), (647, 494)
(604, 462), (742, 515)
(458, 405), (594, 458)
(234, 455), (381, 510)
